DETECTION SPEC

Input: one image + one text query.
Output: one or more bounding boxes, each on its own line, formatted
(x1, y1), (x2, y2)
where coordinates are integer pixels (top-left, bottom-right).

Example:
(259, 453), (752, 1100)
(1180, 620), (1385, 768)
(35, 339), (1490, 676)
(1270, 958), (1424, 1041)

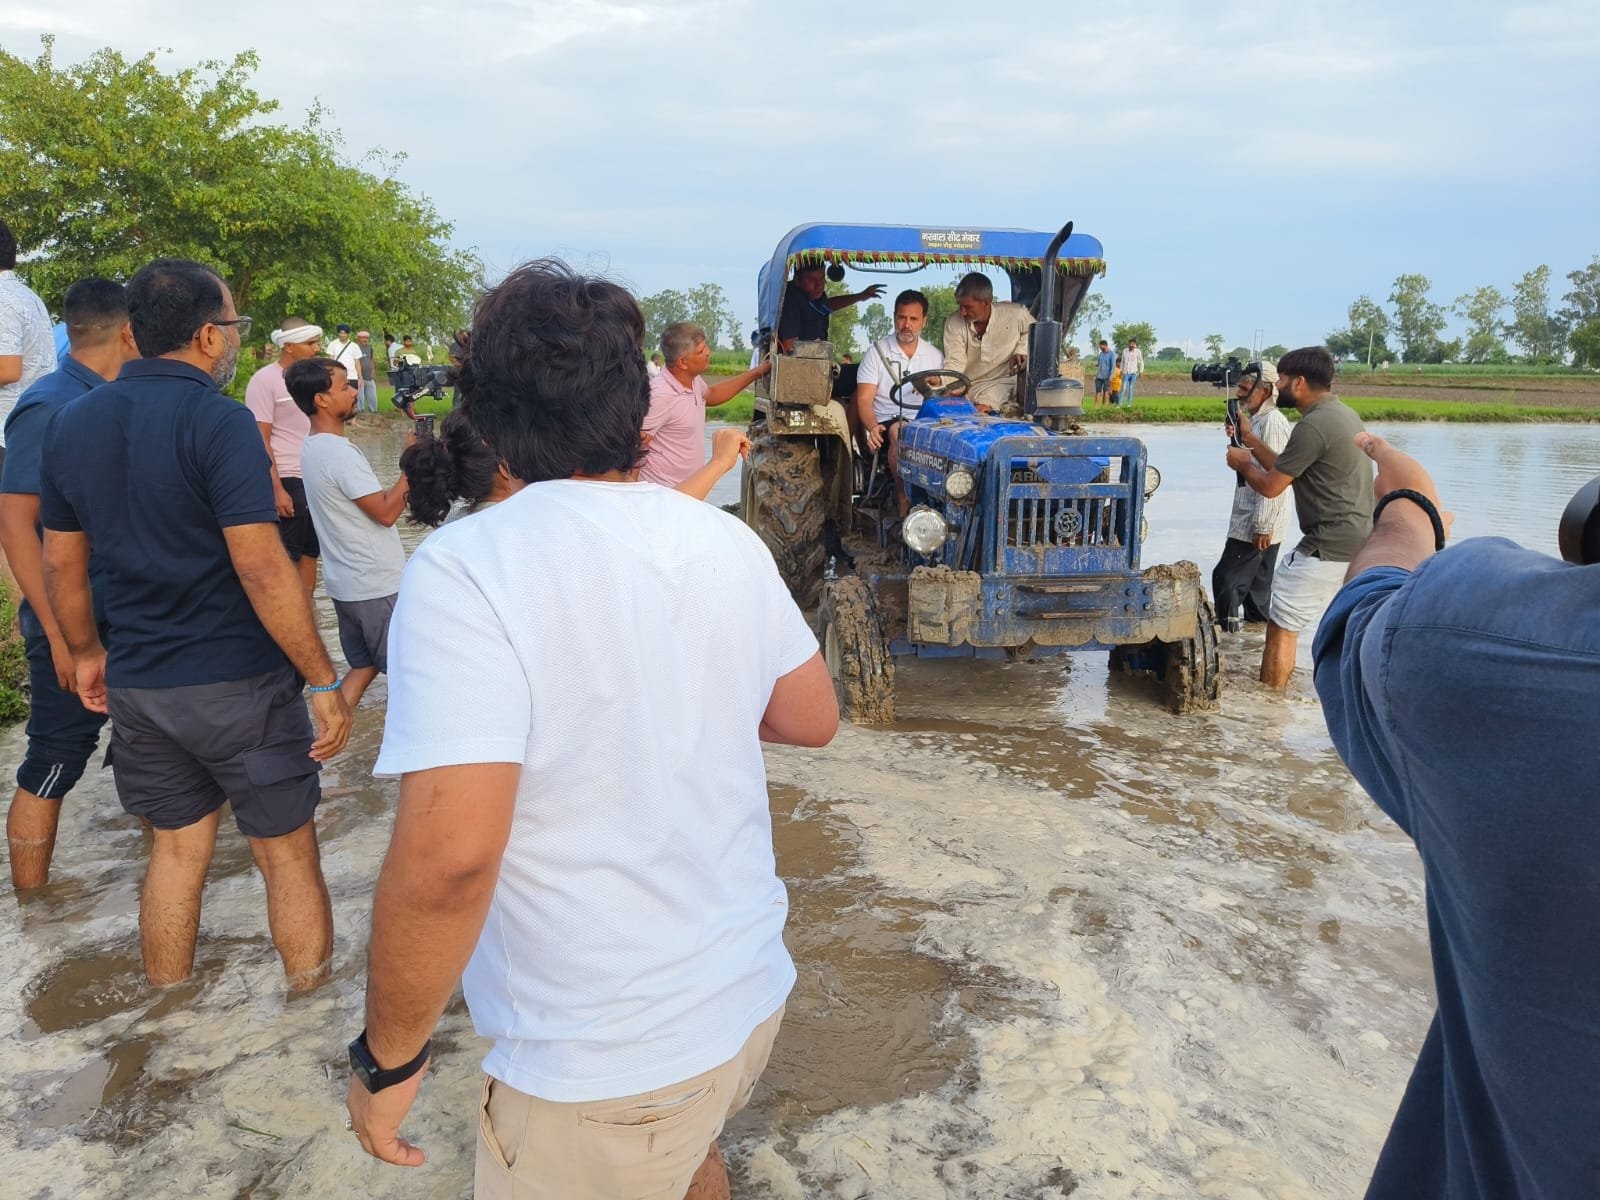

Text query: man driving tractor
(854, 289), (943, 519)
(941, 271), (1036, 416)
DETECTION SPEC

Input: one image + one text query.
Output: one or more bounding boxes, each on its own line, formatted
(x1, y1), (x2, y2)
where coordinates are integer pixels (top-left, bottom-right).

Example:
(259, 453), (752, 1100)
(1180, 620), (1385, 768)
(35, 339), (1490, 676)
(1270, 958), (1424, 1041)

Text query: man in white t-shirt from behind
(345, 259), (839, 1200)
(285, 357), (410, 711)
(856, 288), (944, 518)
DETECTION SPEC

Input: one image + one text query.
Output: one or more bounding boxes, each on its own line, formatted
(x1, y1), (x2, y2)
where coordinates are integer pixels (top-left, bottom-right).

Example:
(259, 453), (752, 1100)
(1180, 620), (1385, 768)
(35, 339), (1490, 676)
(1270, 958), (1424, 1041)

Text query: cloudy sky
(5, 0), (1597, 351)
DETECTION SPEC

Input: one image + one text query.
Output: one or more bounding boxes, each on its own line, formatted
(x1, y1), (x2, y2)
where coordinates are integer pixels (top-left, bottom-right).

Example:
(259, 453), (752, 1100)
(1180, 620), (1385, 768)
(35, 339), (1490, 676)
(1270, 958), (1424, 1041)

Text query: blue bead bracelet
(307, 677), (343, 694)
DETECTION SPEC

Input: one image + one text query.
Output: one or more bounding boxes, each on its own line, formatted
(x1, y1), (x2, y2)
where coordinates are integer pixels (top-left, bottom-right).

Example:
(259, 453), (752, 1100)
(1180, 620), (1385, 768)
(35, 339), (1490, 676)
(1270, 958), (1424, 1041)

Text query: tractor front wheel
(744, 422), (826, 607)
(817, 575), (895, 724)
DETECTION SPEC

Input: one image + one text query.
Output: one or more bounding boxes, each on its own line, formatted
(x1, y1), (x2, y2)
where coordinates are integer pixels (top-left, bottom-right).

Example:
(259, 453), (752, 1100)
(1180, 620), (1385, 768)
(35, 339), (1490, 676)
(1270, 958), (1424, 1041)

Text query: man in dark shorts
(0, 277), (138, 889)
(289, 357), (410, 710)
(245, 318), (324, 596)
(40, 259), (353, 991)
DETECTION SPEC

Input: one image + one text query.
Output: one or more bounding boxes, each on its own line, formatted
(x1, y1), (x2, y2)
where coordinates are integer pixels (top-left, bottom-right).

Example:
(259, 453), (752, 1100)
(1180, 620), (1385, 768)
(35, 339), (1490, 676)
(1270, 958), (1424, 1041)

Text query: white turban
(271, 323), (324, 348)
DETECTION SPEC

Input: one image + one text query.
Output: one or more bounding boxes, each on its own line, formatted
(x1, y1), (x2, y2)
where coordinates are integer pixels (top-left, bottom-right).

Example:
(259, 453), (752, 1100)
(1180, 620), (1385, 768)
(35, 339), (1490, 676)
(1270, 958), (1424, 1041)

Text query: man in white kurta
(941, 271), (1036, 416)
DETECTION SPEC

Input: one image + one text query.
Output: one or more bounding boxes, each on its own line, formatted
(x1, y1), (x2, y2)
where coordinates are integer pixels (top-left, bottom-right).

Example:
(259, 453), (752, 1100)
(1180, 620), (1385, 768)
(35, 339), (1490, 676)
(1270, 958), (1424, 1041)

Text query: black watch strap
(1373, 487), (1447, 552)
(348, 1031), (432, 1093)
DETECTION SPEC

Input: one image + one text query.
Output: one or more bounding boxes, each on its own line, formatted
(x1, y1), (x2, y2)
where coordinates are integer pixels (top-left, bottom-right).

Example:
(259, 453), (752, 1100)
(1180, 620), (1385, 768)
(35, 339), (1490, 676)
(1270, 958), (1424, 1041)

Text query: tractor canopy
(756, 222), (1107, 333)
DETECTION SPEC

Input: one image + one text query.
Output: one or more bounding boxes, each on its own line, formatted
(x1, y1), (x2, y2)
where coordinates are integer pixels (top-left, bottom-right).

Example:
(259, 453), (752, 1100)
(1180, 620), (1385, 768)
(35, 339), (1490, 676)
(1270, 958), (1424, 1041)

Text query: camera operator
(1225, 345), (1371, 688)
(1213, 361), (1290, 632)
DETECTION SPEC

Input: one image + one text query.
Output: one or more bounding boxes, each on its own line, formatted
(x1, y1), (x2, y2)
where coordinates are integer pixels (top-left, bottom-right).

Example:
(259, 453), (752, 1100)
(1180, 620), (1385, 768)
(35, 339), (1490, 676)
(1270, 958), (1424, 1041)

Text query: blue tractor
(742, 221), (1219, 720)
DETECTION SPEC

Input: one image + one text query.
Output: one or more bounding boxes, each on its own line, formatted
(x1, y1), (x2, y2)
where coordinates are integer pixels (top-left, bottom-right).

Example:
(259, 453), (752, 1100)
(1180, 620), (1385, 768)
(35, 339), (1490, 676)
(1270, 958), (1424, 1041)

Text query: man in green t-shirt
(1227, 345), (1373, 687)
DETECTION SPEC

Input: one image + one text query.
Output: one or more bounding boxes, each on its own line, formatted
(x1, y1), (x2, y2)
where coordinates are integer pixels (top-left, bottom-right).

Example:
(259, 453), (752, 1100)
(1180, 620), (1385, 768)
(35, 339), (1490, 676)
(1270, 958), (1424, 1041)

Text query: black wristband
(349, 1031), (432, 1093)
(1373, 487), (1446, 551)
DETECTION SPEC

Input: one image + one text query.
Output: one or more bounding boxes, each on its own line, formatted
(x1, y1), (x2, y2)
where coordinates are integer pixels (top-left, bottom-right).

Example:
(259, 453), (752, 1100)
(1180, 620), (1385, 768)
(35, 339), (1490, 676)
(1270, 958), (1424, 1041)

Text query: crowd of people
(0, 214), (1594, 1198)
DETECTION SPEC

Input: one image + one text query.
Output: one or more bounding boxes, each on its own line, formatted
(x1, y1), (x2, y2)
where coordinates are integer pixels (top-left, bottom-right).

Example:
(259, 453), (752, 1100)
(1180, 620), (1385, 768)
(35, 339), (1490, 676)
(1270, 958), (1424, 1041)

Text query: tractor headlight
(1141, 516), (1150, 543)
(945, 466), (976, 501)
(902, 506), (948, 555)
(1144, 464), (1161, 499)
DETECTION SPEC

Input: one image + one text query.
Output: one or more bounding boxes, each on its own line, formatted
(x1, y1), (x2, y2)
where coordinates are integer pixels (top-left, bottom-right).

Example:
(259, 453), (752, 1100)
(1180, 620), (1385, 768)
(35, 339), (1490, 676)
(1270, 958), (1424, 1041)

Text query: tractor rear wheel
(1162, 586), (1222, 714)
(744, 422), (826, 607)
(817, 575), (895, 724)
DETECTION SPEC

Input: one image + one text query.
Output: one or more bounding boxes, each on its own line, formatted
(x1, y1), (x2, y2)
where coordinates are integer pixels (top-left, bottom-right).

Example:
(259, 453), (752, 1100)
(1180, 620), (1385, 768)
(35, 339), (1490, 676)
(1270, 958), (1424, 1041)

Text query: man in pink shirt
(641, 322), (768, 500)
(245, 318), (324, 594)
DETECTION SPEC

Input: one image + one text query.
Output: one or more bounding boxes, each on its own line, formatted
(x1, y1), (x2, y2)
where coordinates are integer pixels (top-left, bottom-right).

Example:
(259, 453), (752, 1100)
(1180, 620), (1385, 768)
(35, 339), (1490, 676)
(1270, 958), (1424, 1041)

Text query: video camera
(387, 359), (450, 416)
(1191, 357), (1261, 388)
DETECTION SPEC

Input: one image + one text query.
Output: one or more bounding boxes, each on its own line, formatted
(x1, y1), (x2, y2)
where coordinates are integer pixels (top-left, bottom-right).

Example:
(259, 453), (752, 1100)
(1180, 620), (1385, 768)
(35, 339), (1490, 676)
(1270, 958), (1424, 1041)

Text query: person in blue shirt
(1313, 432), (1600, 1199)
(39, 258), (354, 992)
(0, 278), (138, 890)
(1093, 338), (1117, 406)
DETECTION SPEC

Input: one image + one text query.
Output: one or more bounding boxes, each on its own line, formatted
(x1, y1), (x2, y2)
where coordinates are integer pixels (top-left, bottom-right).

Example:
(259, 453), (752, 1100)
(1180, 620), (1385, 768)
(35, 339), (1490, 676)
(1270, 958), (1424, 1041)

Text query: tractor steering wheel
(890, 368), (972, 411)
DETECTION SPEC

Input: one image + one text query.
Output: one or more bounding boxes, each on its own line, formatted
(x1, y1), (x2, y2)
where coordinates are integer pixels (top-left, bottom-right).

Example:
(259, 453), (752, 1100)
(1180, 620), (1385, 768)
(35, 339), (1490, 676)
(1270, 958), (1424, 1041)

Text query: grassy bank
(0, 583), (30, 725)
(383, 388), (1597, 428)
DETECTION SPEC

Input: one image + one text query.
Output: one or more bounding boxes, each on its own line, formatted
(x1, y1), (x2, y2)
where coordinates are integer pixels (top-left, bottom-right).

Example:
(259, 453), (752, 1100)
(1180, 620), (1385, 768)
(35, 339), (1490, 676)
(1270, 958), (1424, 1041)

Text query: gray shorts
(105, 664), (320, 839)
(334, 594), (397, 672)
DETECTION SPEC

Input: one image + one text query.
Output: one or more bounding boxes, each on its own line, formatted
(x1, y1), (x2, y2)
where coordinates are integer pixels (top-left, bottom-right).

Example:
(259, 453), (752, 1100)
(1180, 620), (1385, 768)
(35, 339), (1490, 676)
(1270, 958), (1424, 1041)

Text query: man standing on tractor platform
(640, 321), (767, 501)
(1226, 345), (1372, 688)
(856, 289), (943, 518)
(775, 261), (884, 351)
(941, 272), (1036, 416)
(1212, 361), (1291, 632)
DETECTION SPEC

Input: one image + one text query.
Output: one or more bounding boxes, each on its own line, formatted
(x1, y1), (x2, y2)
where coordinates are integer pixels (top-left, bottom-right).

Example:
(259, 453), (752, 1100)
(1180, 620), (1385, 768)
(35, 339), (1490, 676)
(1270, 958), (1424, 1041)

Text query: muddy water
(0, 419), (1586, 1198)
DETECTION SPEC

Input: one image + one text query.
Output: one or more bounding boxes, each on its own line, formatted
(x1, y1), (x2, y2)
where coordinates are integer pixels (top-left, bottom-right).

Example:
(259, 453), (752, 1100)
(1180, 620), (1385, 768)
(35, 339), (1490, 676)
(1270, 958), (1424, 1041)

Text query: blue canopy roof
(756, 222), (1107, 330)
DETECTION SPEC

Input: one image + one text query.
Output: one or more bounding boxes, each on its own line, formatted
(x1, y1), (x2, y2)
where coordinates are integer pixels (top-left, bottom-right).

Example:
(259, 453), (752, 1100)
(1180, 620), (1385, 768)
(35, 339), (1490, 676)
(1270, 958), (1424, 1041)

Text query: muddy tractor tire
(744, 422), (826, 607)
(1108, 585), (1222, 714)
(817, 575), (895, 724)
(1161, 586), (1222, 714)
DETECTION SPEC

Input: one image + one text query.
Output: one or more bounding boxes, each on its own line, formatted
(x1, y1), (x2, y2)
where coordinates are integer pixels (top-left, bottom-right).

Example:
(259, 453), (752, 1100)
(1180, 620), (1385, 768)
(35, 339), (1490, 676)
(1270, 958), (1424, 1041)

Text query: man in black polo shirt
(40, 259), (354, 992)
(0, 277), (138, 890)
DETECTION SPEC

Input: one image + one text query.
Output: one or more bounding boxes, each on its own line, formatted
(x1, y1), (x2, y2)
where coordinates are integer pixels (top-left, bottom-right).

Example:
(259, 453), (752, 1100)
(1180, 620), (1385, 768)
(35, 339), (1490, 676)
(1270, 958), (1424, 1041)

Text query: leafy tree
(1070, 294), (1112, 345)
(639, 289), (690, 353)
(1569, 320), (1600, 370)
(1327, 295), (1393, 365)
(1203, 334), (1226, 360)
(685, 282), (740, 350)
(1154, 346), (1185, 361)
(1507, 266), (1563, 362)
(1559, 256), (1600, 335)
(1227, 346), (1252, 364)
(858, 302), (890, 346)
(1261, 344), (1288, 361)
(1388, 275), (1447, 363)
(0, 37), (479, 338)
(824, 282), (859, 359)
(1111, 321), (1156, 355)
(919, 284), (960, 352)
(1453, 285), (1509, 363)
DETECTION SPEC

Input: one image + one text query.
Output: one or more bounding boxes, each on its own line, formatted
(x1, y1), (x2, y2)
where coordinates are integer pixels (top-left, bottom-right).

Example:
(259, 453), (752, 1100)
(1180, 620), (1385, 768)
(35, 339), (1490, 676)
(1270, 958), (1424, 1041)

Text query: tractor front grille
(1005, 494), (1124, 549)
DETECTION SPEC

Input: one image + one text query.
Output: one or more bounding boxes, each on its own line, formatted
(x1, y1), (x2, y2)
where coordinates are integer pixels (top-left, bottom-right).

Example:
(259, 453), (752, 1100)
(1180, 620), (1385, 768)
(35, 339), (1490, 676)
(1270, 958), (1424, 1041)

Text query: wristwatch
(348, 1031), (432, 1093)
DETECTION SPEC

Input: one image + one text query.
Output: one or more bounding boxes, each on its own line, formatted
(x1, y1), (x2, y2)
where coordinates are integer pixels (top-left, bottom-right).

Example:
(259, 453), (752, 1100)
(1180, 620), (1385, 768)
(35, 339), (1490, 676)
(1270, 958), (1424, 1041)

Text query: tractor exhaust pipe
(1027, 221), (1082, 428)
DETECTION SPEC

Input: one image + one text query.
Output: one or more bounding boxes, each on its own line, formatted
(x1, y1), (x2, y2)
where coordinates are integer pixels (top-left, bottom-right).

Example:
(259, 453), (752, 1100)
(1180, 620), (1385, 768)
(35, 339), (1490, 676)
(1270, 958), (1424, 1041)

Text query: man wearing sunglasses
(38, 258), (353, 993)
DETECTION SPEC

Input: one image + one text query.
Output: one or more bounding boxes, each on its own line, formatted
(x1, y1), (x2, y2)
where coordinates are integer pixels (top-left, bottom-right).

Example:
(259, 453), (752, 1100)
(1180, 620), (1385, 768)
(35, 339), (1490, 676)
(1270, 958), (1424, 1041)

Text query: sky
(4, 0), (1597, 353)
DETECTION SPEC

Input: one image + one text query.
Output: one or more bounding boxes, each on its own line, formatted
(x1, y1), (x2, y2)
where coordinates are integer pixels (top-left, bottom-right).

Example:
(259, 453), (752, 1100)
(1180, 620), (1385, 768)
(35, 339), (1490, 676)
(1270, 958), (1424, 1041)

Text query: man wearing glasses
(38, 258), (353, 992)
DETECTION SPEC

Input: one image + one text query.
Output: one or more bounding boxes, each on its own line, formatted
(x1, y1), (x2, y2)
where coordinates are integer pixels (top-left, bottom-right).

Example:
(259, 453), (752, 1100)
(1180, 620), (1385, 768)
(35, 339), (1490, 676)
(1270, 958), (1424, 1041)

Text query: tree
(858, 302), (890, 346)
(1226, 346), (1252, 364)
(1111, 321), (1156, 354)
(639, 289), (690, 353)
(1388, 275), (1448, 363)
(1569, 321), (1600, 370)
(1509, 266), (1563, 362)
(1453, 285), (1509, 363)
(686, 282), (739, 350)
(1070, 294), (1112, 345)
(1327, 295), (1392, 365)
(1559, 256), (1600, 334)
(1154, 346), (1185, 361)
(0, 37), (480, 339)
(919, 284), (960, 352)
(1203, 334), (1226, 361)
(1261, 344), (1289, 361)
(825, 282), (859, 359)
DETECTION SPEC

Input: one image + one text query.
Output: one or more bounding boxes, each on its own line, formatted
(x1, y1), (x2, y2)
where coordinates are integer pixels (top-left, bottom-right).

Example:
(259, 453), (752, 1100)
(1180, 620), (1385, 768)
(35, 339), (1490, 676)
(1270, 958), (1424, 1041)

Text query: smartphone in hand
(414, 414), (436, 439)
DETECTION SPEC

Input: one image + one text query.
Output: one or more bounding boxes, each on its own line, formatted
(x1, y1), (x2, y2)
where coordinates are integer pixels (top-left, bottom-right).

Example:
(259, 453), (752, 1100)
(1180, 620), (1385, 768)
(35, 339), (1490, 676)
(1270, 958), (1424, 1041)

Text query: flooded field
(2, 420), (1594, 1198)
